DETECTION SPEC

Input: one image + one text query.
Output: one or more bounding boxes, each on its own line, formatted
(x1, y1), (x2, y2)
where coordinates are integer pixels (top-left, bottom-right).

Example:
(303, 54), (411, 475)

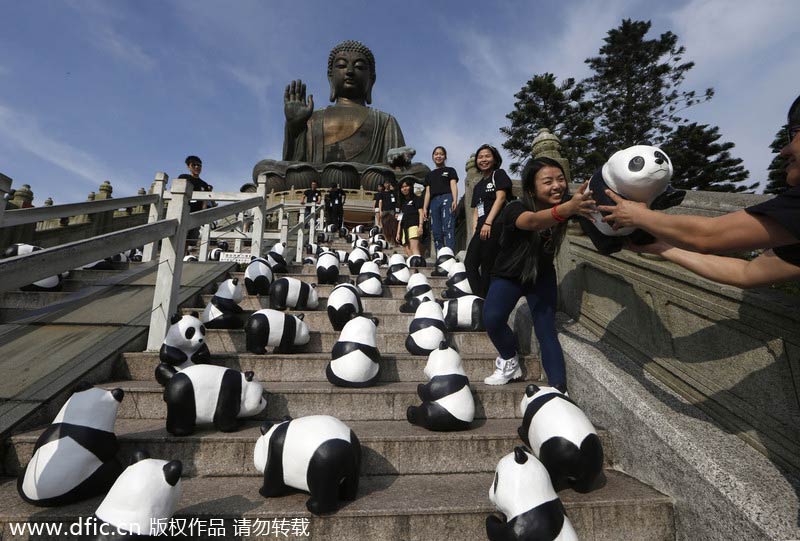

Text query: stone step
(118, 352), (542, 383)
(286, 264), (442, 277)
(229, 272), (451, 288)
(200, 295), (427, 313)
(103, 380), (531, 421)
(0, 471), (674, 540)
(0, 291), (73, 310)
(204, 329), (494, 355)
(7, 418), (607, 478)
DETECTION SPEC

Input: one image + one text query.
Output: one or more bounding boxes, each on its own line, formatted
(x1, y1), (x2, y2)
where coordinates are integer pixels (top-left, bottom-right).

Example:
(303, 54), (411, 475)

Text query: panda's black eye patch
(628, 156), (645, 172)
(185, 327), (195, 340)
(199, 325), (206, 335)
(654, 151), (667, 164)
(492, 472), (499, 494)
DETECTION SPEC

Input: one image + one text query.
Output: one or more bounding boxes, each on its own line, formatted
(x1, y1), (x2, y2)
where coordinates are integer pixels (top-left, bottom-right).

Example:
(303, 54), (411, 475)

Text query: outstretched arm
(515, 181), (595, 231)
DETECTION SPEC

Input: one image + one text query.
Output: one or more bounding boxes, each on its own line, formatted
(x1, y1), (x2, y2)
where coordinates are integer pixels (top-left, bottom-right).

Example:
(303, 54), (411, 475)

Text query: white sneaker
(484, 356), (522, 385)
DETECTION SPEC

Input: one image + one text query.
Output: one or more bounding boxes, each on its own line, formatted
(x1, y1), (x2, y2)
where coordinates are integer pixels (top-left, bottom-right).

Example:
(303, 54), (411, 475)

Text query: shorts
(400, 225), (420, 245)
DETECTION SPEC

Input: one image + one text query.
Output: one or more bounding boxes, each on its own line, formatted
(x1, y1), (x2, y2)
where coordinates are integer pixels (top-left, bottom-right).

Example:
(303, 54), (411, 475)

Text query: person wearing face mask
(483, 158), (595, 386)
(600, 94), (800, 288)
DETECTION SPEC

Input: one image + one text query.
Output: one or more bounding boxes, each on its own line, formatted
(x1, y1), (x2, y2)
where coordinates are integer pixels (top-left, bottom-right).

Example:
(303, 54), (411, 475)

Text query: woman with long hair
(423, 146), (459, 251)
(396, 179), (425, 256)
(483, 157), (595, 387)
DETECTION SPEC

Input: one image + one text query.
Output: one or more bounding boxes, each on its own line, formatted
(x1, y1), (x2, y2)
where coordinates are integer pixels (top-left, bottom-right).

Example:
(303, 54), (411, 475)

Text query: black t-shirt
(425, 167), (459, 198)
(303, 189), (321, 205)
(178, 174), (212, 213)
(373, 192), (382, 208)
(327, 190), (345, 208)
(491, 200), (556, 283)
(400, 194), (423, 228)
(381, 191), (398, 212)
(745, 186), (800, 265)
(471, 169), (513, 228)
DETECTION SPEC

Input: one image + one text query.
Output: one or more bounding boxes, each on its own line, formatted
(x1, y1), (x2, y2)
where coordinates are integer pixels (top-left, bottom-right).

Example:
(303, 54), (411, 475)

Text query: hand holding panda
(326, 316), (381, 387)
(201, 278), (246, 329)
(156, 312), (210, 386)
(407, 342), (474, 431)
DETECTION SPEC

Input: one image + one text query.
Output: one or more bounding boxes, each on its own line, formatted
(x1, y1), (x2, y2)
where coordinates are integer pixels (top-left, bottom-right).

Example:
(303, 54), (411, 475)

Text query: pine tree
(661, 123), (755, 192)
(764, 125), (788, 194)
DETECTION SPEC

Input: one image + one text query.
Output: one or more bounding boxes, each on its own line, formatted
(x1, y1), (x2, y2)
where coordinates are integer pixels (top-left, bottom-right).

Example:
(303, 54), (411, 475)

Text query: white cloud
(94, 27), (156, 71)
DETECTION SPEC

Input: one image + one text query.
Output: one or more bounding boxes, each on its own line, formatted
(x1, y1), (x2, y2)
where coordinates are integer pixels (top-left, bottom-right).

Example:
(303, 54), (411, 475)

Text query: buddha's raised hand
(284, 79), (314, 130)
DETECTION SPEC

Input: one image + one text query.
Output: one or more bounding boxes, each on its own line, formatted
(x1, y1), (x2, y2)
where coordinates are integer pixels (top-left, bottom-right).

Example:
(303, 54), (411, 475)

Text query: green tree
(661, 123), (755, 192)
(764, 125), (788, 194)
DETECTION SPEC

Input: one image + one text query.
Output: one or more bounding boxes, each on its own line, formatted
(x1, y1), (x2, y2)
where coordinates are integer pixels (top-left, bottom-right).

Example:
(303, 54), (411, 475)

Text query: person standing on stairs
(483, 157), (595, 387)
(396, 179), (425, 257)
(178, 155), (213, 256)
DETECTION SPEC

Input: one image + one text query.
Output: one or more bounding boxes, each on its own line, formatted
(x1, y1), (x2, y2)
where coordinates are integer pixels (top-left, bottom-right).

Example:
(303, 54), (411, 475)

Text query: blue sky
(1, 0), (798, 205)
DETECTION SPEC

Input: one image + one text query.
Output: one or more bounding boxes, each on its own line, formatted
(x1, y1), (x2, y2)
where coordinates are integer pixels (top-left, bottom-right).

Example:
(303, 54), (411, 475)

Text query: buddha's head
(327, 40), (376, 105)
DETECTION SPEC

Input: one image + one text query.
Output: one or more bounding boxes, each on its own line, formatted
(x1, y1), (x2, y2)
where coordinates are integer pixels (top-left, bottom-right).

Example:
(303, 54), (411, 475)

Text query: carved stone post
(464, 154), (479, 241)
(309, 203), (317, 244)
(142, 172), (167, 262)
(0, 173), (12, 227)
(531, 128), (572, 182)
(296, 227), (304, 264)
(250, 173), (267, 258)
(198, 223), (211, 261)
(147, 178), (192, 351)
(10, 184), (34, 209)
(279, 196), (288, 244)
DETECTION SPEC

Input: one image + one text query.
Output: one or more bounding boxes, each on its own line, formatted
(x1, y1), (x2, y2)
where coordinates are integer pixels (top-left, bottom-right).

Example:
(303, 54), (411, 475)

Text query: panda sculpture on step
(353, 238), (369, 251)
(346, 247), (369, 275)
(486, 446), (578, 541)
(346, 232), (359, 244)
(371, 251), (388, 266)
(269, 277), (319, 310)
(303, 254), (316, 265)
(406, 254), (426, 268)
(244, 257), (274, 296)
(266, 242), (288, 273)
(90, 450), (183, 540)
(326, 283), (363, 331)
(369, 226), (380, 237)
(201, 278), (245, 329)
(385, 253), (411, 285)
(3, 243), (64, 291)
(400, 272), (434, 313)
(209, 247), (224, 261)
(306, 243), (318, 255)
(254, 415), (361, 515)
(183, 254), (198, 262)
(326, 316), (381, 387)
(317, 231), (333, 244)
(407, 342), (474, 431)
(18, 382), (124, 507)
(162, 364), (267, 435)
(405, 300), (447, 356)
(442, 261), (472, 298)
(579, 145), (685, 255)
(155, 312), (210, 386)
(245, 309), (310, 354)
(443, 295), (485, 331)
(518, 384), (604, 492)
(316, 250), (341, 284)
(431, 247), (456, 277)
(339, 226), (349, 238)
(356, 261), (383, 297)
(354, 224), (367, 233)
(370, 232), (385, 243)
(370, 239), (389, 252)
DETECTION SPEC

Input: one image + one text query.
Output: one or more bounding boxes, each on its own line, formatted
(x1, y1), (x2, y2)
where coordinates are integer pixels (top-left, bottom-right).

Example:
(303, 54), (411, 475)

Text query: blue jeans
(429, 193), (455, 251)
(482, 269), (566, 388)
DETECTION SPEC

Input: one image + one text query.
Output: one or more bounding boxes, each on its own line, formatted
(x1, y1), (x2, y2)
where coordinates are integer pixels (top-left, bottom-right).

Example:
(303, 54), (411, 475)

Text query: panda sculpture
(209, 247), (224, 261)
(325, 223), (338, 234)
(91, 451), (183, 540)
(385, 253), (411, 285)
(3, 243), (64, 291)
(442, 262), (473, 298)
(431, 247), (457, 277)
(346, 233), (359, 244)
(266, 242), (288, 273)
(244, 257), (274, 296)
(269, 277), (319, 310)
(80, 258), (116, 271)
(326, 316), (381, 387)
(407, 342), (474, 431)
(317, 231), (334, 244)
(254, 415), (361, 515)
(371, 251), (388, 266)
(162, 364), (267, 435)
(518, 384), (603, 491)
(370, 232), (385, 243)
(346, 247), (369, 275)
(405, 300), (447, 356)
(356, 261), (383, 297)
(306, 242), (319, 255)
(302, 254), (317, 266)
(443, 295), (485, 331)
(156, 312), (210, 386)
(579, 145), (685, 255)
(245, 309), (310, 354)
(316, 250), (341, 284)
(338, 226), (349, 238)
(352, 238), (369, 251)
(354, 224), (367, 234)
(326, 283), (363, 331)
(18, 382), (124, 506)
(400, 272), (434, 313)
(406, 254), (426, 268)
(486, 446), (578, 541)
(201, 278), (246, 329)
(336, 249), (348, 262)
(368, 226), (380, 237)
(183, 255), (198, 262)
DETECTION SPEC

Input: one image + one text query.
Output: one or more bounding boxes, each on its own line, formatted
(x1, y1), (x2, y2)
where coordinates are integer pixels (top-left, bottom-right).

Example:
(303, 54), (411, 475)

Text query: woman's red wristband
(551, 205), (567, 223)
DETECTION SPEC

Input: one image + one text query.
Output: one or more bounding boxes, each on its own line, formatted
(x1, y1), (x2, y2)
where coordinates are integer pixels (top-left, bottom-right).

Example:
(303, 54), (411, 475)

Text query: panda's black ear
(311, 283), (317, 288)
(282, 415), (293, 422)
(281, 242), (286, 247)
(72, 381), (93, 395)
(171, 313), (182, 325)
(111, 388), (124, 403)
(190, 311), (199, 318)
(297, 313), (305, 321)
(525, 384), (540, 397)
(438, 341), (449, 350)
(130, 450), (150, 465)
(163, 460), (182, 487)
(260, 421), (274, 435)
(231, 277), (239, 285)
(514, 447), (528, 464)
(371, 317), (379, 327)
(244, 371), (254, 382)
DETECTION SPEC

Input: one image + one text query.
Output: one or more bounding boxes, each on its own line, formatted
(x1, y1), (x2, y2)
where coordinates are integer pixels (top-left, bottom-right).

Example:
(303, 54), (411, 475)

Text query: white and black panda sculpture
(91, 450), (183, 539)
(201, 278), (246, 329)
(431, 247), (456, 277)
(443, 295), (485, 332)
(579, 145), (685, 255)
(245, 309), (310, 354)
(442, 261), (473, 298)
(356, 261), (383, 297)
(486, 446), (578, 541)
(269, 277), (319, 310)
(346, 247), (369, 275)
(371, 251), (388, 266)
(384, 253), (410, 285)
(354, 224), (367, 234)
(369, 238), (389, 252)
(162, 364), (267, 435)
(326, 316), (381, 387)
(317, 231), (334, 244)
(156, 312), (210, 386)
(346, 232), (359, 244)
(183, 255), (198, 262)
(405, 300), (446, 356)
(302, 254), (317, 266)
(518, 384), (604, 492)
(306, 242), (319, 255)
(209, 247), (224, 261)
(407, 342), (474, 431)
(370, 232), (385, 243)
(316, 251), (341, 284)
(266, 242), (288, 273)
(338, 226), (349, 238)
(352, 238), (369, 251)
(254, 415), (361, 515)
(368, 226), (380, 237)
(244, 257), (274, 296)
(3, 243), (64, 291)
(336, 249), (348, 262)
(18, 382), (124, 506)
(406, 254), (426, 268)
(400, 272), (434, 313)
(326, 283), (363, 331)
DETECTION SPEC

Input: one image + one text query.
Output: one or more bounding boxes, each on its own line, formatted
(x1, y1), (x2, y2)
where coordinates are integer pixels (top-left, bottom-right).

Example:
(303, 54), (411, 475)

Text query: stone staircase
(0, 240), (675, 540)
